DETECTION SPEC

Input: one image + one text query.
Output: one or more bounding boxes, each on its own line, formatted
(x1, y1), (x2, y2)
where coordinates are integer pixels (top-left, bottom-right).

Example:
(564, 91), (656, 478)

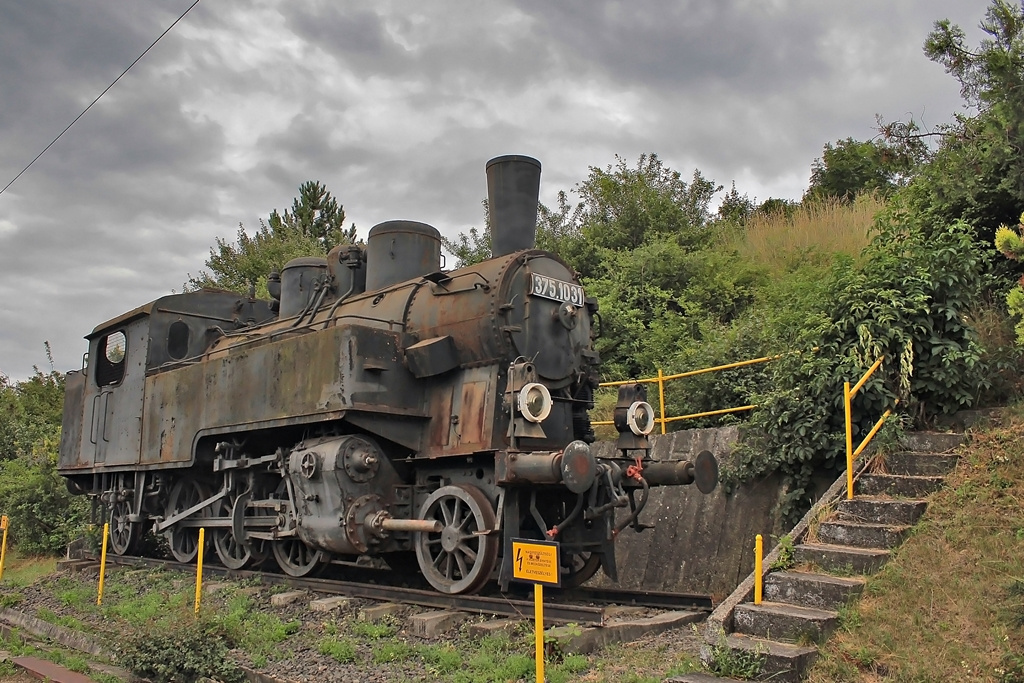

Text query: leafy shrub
(0, 365), (89, 554)
(0, 450), (89, 554)
(117, 616), (245, 683)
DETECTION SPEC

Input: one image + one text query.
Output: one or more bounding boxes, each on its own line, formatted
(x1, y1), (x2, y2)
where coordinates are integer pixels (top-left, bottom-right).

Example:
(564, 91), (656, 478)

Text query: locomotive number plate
(529, 273), (584, 307)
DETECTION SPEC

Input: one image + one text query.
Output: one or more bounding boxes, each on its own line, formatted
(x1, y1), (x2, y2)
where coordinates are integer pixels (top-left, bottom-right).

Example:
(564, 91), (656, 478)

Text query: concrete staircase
(676, 431), (965, 683)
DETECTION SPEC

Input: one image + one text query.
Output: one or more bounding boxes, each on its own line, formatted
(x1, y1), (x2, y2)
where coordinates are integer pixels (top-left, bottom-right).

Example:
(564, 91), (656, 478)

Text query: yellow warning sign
(511, 539), (560, 587)
(0, 516), (7, 530)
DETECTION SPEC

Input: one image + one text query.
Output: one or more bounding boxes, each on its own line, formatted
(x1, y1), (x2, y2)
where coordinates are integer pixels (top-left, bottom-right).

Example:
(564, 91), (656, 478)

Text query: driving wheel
(213, 493), (251, 570)
(166, 478), (210, 563)
(414, 484), (498, 594)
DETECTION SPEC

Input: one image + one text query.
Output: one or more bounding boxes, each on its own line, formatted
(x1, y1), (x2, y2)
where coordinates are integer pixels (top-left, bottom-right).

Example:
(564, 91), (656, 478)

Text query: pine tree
(188, 181), (356, 296)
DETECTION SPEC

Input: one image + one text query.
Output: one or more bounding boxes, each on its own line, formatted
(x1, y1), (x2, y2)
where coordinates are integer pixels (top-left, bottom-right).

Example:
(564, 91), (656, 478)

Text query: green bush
(0, 365), (89, 554)
(117, 617), (245, 683)
(0, 451), (89, 554)
(730, 211), (985, 521)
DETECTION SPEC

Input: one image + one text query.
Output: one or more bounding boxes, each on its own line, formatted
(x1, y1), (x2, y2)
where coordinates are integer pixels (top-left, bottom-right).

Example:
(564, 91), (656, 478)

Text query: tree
(717, 182), (756, 225)
(804, 137), (924, 202)
(188, 181), (355, 296)
(0, 344), (64, 462)
(757, 197), (798, 218)
(441, 223), (491, 270)
(574, 154), (720, 255)
(269, 180), (356, 253)
(442, 155), (720, 277)
(892, 0), (1024, 247)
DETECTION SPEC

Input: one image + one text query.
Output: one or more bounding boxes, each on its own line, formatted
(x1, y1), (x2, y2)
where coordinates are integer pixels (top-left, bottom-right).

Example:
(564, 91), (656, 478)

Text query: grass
(350, 617), (397, 639)
(806, 404), (1024, 682)
(730, 194), (882, 273)
(0, 626), (105, 679)
(0, 551), (711, 683)
(0, 555), (57, 588)
(318, 636), (358, 663)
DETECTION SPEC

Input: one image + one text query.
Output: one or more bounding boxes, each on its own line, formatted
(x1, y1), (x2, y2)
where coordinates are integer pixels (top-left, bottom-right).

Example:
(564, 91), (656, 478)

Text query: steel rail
(102, 555), (713, 625)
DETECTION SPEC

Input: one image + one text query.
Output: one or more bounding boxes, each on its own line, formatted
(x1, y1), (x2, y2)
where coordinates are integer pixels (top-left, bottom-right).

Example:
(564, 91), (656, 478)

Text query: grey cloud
(0, 0), (997, 379)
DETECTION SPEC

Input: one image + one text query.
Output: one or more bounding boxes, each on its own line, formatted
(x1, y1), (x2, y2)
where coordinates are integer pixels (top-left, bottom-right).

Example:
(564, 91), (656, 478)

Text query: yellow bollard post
(657, 368), (667, 435)
(845, 381), (853, 500)
(195, 527), (205, 614)
(534, 583), (544, 683)
(754, 534), (763, 605)
(0, 515), (9, 583)
(97, 522), (109, 605)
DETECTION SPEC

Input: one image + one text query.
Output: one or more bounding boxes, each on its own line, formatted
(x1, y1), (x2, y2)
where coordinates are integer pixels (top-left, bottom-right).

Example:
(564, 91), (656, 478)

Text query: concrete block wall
(591, 427), (789, 600)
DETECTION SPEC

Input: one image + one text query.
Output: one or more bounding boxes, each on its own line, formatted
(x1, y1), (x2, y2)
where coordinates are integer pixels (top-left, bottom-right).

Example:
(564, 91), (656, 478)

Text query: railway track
(94, 555), (713, 627)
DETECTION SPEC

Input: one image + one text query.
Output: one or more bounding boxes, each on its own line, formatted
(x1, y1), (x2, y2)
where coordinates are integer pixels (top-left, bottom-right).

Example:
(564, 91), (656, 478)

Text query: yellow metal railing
(592, 353), (794, 433)
(844, 357), (898, 499)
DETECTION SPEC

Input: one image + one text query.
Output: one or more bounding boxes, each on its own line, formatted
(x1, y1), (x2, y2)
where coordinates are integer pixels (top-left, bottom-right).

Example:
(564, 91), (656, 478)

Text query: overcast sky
(0, 0), (992, 380)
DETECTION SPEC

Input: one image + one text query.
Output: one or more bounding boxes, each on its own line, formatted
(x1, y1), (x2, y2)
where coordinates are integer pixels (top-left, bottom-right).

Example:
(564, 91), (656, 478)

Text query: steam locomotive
(57, 155), (717, 594)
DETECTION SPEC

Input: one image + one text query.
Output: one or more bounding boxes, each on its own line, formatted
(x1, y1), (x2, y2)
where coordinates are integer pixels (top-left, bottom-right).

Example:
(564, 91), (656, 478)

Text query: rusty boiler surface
(142, 324), (426, 466)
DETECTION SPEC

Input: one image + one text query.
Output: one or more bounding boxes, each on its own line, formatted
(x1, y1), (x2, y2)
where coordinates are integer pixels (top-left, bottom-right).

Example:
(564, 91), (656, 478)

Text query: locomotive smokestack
(486, 155), (541, 258)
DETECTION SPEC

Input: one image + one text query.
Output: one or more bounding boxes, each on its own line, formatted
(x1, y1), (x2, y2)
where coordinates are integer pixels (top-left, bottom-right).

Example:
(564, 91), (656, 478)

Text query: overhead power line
(0, 0), (202, 198)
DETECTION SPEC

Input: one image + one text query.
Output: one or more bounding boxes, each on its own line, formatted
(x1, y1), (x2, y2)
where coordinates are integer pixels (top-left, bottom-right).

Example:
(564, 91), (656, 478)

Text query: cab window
(96, 331), (127, 386)
(167, 320), (190, 360)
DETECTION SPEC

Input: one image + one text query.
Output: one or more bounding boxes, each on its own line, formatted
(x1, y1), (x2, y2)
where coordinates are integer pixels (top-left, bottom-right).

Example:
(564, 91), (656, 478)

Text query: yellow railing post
(754, 534), (763, 605)
(195, 527), (205, 614)
(0, 516), (9, 582)
(97, 522), (109, 605)
(845, 381), (853, 500)
(657, 368), (666, 435)
(845, 357), (886, 500)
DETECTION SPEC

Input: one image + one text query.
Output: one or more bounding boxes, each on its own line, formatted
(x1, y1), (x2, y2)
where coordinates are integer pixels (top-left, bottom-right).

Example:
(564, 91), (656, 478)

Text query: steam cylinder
(487, 155), (541, 258)
(365, 221), (442, 291)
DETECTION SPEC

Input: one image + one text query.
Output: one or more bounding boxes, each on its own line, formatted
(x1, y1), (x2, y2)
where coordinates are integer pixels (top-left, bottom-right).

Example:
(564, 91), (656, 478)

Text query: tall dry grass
(731, 194), (885, 272)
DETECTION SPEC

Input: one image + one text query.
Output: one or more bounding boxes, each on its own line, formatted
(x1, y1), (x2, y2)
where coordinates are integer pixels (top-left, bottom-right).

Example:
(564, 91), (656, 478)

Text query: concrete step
(856, 473), (945, 498)
(733, 601), (838, 644)
(817, 520), (910, 549)
(880, 452), (960, 476)
(794, 542), (890, 575)
(899, 431), (965, 453)
(836, 497), (927, 526)
(723, 634), (818, 682)
(765, 570), (865, 611)
(547, 610), (703, 655)
(666, 673), (744, 682)
(409, 610), (468, 638)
